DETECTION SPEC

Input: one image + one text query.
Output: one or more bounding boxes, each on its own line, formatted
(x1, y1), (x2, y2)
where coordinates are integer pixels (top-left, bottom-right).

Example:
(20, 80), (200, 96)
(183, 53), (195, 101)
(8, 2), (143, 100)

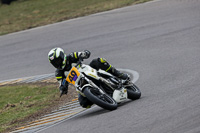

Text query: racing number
(68, 70), (77, 82)
(66, 67), (80, 85)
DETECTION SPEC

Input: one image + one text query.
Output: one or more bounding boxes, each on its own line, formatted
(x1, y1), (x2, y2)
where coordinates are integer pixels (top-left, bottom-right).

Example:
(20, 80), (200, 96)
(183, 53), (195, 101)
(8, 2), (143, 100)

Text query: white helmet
(48, 48), (66, 70)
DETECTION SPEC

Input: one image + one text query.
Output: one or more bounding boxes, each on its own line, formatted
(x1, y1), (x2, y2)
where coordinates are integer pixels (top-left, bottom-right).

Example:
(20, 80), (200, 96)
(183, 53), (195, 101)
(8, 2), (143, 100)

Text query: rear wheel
(83, 87), (117, 110)
(126, 84), (141, 100)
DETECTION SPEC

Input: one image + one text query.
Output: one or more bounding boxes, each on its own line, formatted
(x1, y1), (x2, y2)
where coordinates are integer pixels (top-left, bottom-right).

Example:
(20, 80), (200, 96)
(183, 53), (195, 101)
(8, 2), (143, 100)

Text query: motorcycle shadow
(78, 99), (136, 119)
(78, 106), (110, 119)
(116, 99), (134, 108)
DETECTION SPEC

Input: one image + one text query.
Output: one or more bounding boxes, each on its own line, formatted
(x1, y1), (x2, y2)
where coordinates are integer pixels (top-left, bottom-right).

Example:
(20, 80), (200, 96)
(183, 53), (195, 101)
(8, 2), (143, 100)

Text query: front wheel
(83, 87), (118, 110)
(126, 84), (141, 100)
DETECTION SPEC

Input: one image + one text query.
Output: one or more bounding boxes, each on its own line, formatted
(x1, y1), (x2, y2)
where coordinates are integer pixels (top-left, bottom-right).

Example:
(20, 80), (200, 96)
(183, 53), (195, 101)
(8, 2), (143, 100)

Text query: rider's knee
(90, 58), (98, 68)
(78, 94), (93, 108)
(90, 58), (109, 70)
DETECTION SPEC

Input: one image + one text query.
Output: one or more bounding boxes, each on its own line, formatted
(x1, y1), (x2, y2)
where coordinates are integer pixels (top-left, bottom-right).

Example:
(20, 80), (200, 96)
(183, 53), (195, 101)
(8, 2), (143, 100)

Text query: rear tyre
(83, 87), (117, 110)
(126, 84), (141, 100)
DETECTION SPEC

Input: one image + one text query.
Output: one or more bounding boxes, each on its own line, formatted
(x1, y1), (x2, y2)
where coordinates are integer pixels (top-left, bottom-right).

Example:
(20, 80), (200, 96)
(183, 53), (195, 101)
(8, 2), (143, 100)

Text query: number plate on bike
(66, 67), (80, 85)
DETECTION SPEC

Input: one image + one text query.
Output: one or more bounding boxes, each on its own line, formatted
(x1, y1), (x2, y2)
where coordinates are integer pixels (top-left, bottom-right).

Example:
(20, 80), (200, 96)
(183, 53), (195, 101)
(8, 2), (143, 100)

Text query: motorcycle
(61, 59), (141, 110)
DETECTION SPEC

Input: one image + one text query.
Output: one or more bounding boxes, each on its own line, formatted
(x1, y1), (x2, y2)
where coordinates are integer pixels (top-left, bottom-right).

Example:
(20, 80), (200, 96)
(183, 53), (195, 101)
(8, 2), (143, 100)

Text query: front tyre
(126, 84), (141, 100)
(83, 87), (118, 110)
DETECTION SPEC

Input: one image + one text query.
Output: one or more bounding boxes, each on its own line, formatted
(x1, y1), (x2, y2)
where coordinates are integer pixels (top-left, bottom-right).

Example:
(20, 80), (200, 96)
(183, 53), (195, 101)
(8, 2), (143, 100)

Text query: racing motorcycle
(62, 59), (141, 110)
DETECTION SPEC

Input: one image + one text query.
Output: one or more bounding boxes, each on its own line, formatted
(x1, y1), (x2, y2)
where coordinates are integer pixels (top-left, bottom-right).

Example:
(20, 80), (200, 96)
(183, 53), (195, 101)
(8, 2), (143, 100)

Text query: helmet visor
(51, 53), (64, 69)
(51, 57), (63, 69)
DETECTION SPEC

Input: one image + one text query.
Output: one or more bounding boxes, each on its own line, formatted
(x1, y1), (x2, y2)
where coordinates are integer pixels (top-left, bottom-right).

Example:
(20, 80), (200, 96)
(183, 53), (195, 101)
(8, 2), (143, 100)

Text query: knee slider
(79, 96), (93, 108)
(80, 100), (93, 108)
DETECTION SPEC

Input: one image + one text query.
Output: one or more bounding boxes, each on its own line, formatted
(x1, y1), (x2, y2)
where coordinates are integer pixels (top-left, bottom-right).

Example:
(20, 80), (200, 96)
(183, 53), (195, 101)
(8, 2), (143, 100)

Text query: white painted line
(0, 0), (162, 37)
(34, 69), (140, 133)
(0, 73), (54, 83)
(34, 106), (94, 133)
(119, 69), (139, 83)
(9, 69), (140, 133)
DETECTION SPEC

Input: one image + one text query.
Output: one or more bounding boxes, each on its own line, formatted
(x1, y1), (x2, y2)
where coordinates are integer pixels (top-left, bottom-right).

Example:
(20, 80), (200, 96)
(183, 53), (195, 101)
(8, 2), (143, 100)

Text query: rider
(48, 47), (129, 108)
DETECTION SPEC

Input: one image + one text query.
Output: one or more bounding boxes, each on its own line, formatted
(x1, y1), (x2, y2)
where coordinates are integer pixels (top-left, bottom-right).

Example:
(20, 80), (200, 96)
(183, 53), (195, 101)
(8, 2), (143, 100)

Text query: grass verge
(0, 0), (152, 35)
(0, 83), (77, 133)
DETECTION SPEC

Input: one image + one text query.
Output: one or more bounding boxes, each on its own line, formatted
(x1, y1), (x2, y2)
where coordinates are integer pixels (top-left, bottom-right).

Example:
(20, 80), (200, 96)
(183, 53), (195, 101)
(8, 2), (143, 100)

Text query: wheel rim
(90, 89), (115, 104)
(127, 85), (139, 92)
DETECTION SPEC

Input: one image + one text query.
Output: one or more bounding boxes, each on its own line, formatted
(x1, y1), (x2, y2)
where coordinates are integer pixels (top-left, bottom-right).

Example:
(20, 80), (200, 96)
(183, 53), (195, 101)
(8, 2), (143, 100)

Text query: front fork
(77, 77), (106, 97)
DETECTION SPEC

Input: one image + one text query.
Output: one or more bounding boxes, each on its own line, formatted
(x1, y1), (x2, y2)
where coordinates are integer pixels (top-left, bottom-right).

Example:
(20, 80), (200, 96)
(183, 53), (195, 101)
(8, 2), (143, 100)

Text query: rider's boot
(107, 66), (130, 81)
(90, 58), (130, 82)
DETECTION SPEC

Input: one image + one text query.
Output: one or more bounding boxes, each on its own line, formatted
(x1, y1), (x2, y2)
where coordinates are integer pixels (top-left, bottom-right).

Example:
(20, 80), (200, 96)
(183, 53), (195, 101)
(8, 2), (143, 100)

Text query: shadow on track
(76, 99), (141, 119)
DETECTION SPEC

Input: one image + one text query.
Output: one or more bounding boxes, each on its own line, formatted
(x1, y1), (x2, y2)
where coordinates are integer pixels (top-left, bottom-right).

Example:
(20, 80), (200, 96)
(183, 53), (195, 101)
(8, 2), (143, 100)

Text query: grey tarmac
(1, 0), (200, 133)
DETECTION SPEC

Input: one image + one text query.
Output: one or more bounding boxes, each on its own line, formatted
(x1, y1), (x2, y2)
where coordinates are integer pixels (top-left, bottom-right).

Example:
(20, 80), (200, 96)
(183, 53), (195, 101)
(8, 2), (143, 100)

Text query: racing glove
(59, 80), (68, 95)
(79, 50), (91, 59)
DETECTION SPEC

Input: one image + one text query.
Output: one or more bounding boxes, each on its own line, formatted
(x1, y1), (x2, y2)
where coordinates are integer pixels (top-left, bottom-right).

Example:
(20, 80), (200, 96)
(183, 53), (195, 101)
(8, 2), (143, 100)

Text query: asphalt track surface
(1, 0), (200, 133)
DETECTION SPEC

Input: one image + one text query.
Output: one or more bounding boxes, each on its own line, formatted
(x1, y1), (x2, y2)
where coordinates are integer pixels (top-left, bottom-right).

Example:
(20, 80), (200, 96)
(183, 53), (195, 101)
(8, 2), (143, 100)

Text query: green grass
(0, 0), (152, 35)
(0, 84), (59, 132)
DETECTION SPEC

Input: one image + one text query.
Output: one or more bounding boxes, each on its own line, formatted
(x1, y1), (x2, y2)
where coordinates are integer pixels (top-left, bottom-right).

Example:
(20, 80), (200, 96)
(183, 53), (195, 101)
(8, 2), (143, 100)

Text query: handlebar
(75, 57), (84, 68)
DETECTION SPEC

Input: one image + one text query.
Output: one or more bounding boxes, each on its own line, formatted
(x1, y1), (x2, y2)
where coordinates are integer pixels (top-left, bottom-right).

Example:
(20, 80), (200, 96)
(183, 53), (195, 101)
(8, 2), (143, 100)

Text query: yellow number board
(66, 67), (80, 85)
